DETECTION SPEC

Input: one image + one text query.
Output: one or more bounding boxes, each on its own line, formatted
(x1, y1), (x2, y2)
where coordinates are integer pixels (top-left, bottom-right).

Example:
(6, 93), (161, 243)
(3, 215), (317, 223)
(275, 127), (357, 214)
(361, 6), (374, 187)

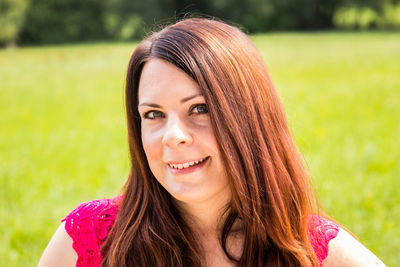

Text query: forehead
(138, 58), (201, 101)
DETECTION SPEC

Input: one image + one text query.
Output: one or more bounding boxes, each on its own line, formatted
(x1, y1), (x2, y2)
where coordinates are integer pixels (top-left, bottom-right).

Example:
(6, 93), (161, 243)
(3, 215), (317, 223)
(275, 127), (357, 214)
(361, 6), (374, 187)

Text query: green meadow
(1, 32), (399, 266)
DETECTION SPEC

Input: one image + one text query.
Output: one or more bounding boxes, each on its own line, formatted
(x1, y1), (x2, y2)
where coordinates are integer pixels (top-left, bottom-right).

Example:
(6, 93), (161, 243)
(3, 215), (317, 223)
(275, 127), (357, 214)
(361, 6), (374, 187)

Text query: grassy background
(1, 32), (399, 266)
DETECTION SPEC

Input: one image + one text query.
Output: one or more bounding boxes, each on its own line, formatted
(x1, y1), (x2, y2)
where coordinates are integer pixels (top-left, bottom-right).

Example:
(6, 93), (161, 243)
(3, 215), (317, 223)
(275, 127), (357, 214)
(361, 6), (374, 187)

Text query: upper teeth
(169, 157), (207, 169)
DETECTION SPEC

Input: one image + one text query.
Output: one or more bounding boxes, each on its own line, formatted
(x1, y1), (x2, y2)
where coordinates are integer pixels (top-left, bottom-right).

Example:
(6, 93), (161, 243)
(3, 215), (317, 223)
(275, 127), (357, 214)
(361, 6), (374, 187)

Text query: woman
(38, 18), (385, 266)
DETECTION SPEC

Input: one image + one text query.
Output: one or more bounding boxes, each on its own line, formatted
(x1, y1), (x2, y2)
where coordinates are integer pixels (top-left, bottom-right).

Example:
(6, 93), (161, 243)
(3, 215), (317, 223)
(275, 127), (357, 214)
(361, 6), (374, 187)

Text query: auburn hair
(101, 17), (320, 266)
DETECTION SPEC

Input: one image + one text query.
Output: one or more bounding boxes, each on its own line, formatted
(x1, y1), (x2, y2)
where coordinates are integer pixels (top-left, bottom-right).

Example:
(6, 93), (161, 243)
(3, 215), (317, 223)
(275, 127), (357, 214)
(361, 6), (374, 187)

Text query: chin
(167, 185), (209, 203)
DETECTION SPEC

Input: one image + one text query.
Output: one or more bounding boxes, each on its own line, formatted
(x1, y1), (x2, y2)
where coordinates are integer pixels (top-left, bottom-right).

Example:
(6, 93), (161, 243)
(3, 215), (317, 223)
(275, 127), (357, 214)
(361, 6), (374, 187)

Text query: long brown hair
(101, 17), (320, 266)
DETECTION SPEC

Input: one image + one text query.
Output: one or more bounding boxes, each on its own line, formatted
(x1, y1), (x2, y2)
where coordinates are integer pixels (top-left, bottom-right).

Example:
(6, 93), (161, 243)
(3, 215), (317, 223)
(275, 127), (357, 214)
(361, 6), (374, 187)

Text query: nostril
(162, 123), (193, 148)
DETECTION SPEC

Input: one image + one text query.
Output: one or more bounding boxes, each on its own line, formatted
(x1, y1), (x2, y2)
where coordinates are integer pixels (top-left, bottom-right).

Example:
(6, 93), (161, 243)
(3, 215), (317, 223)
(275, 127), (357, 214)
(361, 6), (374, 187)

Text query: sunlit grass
(1, 32), (399, 266)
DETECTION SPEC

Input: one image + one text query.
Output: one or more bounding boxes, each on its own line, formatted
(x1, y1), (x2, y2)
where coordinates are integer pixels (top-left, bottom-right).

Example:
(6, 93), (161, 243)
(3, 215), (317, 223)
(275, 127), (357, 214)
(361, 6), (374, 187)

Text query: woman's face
(138, 58), (230, 206)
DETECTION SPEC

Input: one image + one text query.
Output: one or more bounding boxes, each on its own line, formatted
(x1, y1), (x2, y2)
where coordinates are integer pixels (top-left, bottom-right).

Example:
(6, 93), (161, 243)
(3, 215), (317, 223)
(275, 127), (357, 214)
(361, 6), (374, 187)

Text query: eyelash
(143, 110), (164, 119)
(143, 104), (208, 120)
(191, 103), (208, 114)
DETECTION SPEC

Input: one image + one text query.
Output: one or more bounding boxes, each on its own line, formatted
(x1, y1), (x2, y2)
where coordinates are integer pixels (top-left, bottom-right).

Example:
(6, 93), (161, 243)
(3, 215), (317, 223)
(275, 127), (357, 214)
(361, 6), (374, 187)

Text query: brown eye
(144, 110), (164, 119)
(192, 104), (208, 114)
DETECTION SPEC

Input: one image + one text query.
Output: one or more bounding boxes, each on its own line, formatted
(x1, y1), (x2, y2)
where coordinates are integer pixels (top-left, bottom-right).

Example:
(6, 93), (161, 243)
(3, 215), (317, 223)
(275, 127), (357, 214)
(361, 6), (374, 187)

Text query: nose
(161, 115), (193, 148)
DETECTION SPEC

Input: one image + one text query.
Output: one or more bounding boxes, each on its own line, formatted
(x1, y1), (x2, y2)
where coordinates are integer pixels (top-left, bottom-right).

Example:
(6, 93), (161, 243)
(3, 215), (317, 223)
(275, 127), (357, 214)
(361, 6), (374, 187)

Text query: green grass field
(1, 32), (399, 266)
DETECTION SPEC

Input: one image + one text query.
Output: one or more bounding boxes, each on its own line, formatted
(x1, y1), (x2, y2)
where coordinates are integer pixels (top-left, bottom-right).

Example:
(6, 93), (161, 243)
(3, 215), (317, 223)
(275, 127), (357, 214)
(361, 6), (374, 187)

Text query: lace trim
(308, 215), (339, 266)
(62, 197), (120, 267)
(63, 198), (338, 267)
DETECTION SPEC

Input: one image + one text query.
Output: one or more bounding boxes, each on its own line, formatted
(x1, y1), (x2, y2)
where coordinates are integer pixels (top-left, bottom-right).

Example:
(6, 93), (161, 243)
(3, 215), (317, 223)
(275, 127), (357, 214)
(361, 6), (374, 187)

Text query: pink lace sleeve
(308, 215), (340, 266)
(62, 197), (120, 267)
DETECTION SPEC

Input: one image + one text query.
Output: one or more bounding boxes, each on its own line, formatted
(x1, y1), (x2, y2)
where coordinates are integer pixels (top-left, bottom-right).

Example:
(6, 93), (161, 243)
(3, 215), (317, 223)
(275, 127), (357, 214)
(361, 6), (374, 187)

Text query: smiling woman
(138, 59), (230, 206)
(38, 18), (386, 267)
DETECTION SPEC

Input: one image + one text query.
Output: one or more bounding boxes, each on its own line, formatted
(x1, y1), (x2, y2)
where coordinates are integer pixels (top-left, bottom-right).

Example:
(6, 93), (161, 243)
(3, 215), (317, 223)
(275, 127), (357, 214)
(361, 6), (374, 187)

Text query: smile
(168, 156), (209, 170)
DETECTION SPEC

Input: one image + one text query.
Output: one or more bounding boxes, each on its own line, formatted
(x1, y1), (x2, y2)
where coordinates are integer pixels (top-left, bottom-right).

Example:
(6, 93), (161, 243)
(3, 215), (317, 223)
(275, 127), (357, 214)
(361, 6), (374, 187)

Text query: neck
(174, 189), (231, 236)
(174, 190), (245, 264)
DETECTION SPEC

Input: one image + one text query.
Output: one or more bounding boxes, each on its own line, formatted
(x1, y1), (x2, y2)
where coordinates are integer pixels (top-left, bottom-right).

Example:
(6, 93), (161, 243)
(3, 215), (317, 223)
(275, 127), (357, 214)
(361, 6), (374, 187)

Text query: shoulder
(38, 196), (121, 267)
(307, 215), (386, 267)
(308, 215), (340, 265)
(63, 196), (121, 221)
(322, 228), (386, 267)
(62, 196), (121, 241)
(38, 222), (77, 267)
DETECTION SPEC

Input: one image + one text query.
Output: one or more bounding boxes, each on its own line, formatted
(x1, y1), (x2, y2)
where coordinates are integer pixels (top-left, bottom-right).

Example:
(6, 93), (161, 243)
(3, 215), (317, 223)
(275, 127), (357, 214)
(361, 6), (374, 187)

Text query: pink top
(62, 197), (339, 266)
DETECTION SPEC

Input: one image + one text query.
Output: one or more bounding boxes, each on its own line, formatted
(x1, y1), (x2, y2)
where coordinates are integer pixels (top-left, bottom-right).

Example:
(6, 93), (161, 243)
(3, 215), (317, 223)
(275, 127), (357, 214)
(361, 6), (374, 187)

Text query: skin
(38, 222), (77, 267)
(37, 58), (386, 267)
(323, 229), (386, 266)
(137, 58), (231, 230)
(138, 58), (234, 266)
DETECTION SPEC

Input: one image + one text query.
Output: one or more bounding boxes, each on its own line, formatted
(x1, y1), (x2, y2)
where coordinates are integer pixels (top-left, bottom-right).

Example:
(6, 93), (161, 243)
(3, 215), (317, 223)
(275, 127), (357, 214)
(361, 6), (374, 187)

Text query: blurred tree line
(1, 0), (399, 47)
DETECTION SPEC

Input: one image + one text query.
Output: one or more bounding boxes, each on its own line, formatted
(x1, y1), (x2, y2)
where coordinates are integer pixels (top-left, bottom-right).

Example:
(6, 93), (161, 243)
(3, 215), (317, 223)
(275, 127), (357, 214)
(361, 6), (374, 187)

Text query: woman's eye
(192, 104), (208, 114)
(144, 110), (164, 119)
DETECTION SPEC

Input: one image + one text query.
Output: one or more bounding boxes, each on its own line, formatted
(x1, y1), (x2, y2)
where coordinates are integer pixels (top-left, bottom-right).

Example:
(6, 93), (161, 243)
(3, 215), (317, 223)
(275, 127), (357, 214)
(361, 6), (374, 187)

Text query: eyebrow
(180, 93), (203, 103)
(138, 93), (203, 108)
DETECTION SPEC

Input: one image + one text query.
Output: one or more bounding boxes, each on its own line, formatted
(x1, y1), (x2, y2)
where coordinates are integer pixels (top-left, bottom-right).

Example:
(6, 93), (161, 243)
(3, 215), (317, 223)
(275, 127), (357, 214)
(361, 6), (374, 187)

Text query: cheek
(141, 128), (162, 167)
(142, 137), (165, 185)
(204, 129), (227, 174)
(203, 127), (220, 155)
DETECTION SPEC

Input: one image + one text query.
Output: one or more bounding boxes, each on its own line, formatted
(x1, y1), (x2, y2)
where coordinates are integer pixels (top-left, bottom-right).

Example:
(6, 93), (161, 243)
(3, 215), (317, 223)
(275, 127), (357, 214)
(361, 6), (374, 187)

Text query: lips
(168, 156), (209, 170)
